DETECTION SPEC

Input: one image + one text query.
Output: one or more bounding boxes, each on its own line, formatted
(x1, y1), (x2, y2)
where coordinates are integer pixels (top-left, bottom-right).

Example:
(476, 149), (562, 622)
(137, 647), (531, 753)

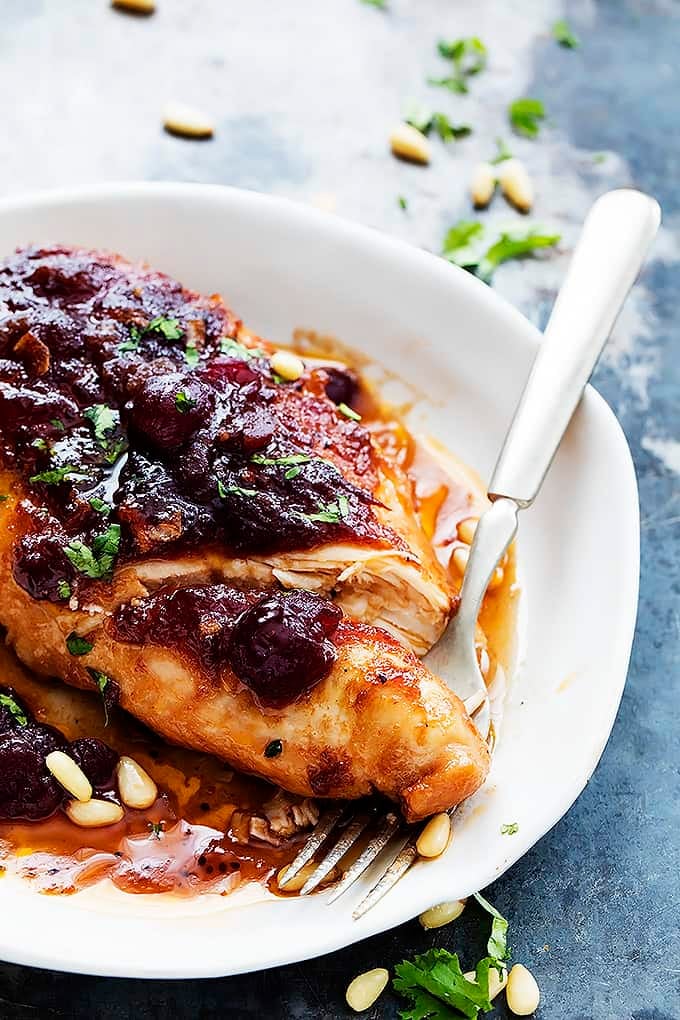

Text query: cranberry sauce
(0, 685), (117, 820)
(0, 247), (387, 603)
(112, 585), (343, 708)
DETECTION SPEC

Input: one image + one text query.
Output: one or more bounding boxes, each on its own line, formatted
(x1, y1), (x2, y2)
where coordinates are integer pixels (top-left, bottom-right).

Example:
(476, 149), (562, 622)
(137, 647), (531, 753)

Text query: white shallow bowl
(0, 183), (638, 978)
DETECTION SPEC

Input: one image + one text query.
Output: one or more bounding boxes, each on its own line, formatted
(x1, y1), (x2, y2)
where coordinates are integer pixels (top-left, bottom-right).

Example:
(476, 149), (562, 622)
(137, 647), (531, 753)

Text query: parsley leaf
(490, 137), (513, 165)
(87, 667), (118, 725)
(185, 343), (199, 368)
(84, 404), (116, 444)
(29, 464), (86, 486)
(394, 949), (494, 1019)
(473, 892), (510, 963)
(217, 481), (258, 499)
(508, 97), (545, 138)
(404, 103), (471, 142)
(398, 195), (408, 211)
(0, 693), (28, 726)
(0, 494), (7, 503)
(476, 229), (561, 282)
(88, 497), (111, 516)
(442, 221), (560, 281)
(429, 37), (487, 94)
(57, 579), (72, 600)
(149, 821), (164, 839)
(501, 822), (519, 835)
(360, 0), (387, 7)
(220, 336), (267, 360)
(64, 524), (121, 581)
(31, 437), (48, 450)
(147, 317), (183, 341)
(66, 632), (94, 656)
(50, 418), (65, 431)
(337, 402), (362, 421)
(297, 496), (349, 524)
(175, 390), (197, 414)
(552, 18), (580, 48)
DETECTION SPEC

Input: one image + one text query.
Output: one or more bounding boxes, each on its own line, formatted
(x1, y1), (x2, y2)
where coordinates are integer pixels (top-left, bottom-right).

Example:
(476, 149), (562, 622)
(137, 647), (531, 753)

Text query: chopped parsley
(184, 342), (199, 368)
(592, 152), (607, 164)
(394, 893), (510, 1018)
(337, 402), (362, 421)
(118, 316), (183, 354)
(50, 418), (65, 431)
(501, 822), (519, 835)
(404, 102), (471, 142)
(148, 821), (165, 839)
(508, 97), (546, 138)
(552, 18), (580, 48)
(360, 0), (387, 7)
(298, 495), (349, 524)
(87, 667), (117, 725)
(175, 390), (197, 414)
(57, 579), (72, 600)
(88, 497), (111, 516)
(31, 437), (48, 450)
(398, 195), (408, 211)
(220, 336), (267, 359)
(84, 404), (117, 444)
(429, 36), (487, 93)
(64, 524), (121, 580)
(442, 220), (560, 282)
(490, 137), (513, 165)
(66, 632), (94, 657)
(0, 495), (8, 503)
(217, 480), (258, 499)
(0, 693), (28, 726)
(264, 739), (283, 758)
(29, 464), (85, 486)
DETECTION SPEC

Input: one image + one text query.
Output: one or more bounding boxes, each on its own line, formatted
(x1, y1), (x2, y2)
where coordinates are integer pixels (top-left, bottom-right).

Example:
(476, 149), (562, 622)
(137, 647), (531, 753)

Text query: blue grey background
(0, 1), (678, 1017)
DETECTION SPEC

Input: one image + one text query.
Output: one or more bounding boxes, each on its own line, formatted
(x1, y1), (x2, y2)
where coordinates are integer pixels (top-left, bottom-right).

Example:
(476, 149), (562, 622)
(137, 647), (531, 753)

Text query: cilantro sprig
(0, 693), (28, 726)
(29, 464), (87, 486)
(66, 632), (94, 657)
(118, 316), (183, 354)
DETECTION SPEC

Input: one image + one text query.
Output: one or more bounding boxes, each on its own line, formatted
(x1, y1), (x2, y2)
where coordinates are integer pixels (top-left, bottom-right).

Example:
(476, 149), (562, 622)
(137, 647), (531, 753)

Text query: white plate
(0, 183), (639, 978)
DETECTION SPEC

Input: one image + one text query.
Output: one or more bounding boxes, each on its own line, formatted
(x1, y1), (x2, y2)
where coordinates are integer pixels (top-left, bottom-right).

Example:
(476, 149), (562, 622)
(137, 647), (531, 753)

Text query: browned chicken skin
(0, 246), (490, 822)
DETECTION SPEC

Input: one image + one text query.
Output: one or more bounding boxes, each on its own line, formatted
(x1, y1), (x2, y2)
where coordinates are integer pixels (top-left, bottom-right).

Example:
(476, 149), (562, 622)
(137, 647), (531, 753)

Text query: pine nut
(452, 546), (469, 575)
(416, 812), (451, 858)
(66, 798), (124, 828)
(457, 516), (478, 545)
(117, 756), (158, 809)
(112, 0), (155, 12)
(506, 964), (540, 1015)
(499, 159), (533, 213)
(470, 162), (497, 208)
(390, 123), (431, 165)
(163, 103), (214, 139)
(345, 968), (389, 1012)
(270, 350), (305, 381)
(463, 967), (507, 1000)
(277, 862), (338, 892)
(45, 751), (92, 803)
(419, 898), (466, 929)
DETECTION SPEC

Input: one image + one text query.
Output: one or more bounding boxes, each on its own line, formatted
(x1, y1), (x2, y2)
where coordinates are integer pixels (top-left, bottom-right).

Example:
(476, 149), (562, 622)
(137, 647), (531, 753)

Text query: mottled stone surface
(0, 0), (678, 1017)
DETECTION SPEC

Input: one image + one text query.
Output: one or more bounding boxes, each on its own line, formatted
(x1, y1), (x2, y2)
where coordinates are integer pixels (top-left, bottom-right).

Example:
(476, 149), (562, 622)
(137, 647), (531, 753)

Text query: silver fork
(278, 189), (660, 918)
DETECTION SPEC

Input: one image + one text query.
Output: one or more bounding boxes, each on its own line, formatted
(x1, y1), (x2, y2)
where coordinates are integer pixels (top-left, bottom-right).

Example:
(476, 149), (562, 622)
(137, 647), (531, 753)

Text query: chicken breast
(0, 245), (452, 654)
(0, 245), (488, 821)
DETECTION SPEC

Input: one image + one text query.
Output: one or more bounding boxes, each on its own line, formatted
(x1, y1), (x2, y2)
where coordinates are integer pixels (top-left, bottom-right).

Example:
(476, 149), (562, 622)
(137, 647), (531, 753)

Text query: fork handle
(488, 189), (660, 507)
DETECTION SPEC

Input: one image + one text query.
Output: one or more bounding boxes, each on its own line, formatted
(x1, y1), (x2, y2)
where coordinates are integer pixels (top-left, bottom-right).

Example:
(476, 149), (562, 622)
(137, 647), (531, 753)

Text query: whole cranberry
(323, 366), (359, 407)
(0, 733), (64, 820)
(127, 372), (212, 449)
(12, 532), (72, 603)
(70, 737), (119, 791)
(228, 590), (342, 708)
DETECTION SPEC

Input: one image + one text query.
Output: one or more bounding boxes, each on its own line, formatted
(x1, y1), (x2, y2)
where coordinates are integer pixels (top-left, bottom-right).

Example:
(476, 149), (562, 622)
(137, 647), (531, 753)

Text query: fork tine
(278, 805), (345, 888)
(326, 810), (402, 904)
(299, 808), (376, 895)
(351, 833), (419, 920)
